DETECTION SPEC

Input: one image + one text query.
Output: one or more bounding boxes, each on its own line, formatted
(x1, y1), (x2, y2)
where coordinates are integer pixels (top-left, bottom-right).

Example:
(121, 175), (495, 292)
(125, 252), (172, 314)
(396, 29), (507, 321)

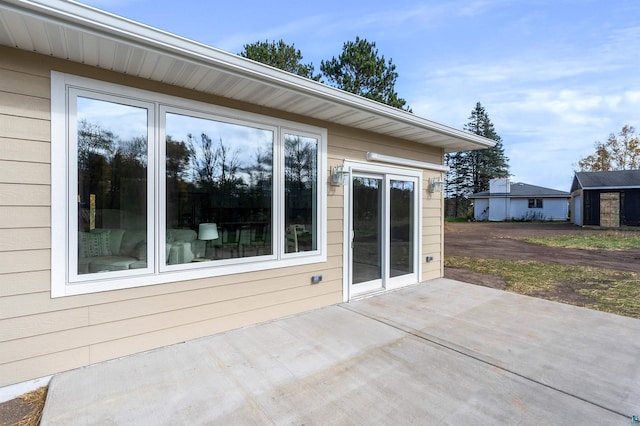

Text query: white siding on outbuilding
(489, 197), (509, 221)
(473, 199), (489, 221)
(472, 179), (570, 222)
(509, 198), (568, 221)
(574, 195), (582, 226)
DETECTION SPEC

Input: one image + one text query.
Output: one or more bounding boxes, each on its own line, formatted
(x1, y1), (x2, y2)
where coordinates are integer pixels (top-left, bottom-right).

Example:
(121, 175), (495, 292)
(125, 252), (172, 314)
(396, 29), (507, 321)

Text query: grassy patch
(524, 232), (640, 250)
(445, 256), (640, 319)
(445, 217), (469, 223)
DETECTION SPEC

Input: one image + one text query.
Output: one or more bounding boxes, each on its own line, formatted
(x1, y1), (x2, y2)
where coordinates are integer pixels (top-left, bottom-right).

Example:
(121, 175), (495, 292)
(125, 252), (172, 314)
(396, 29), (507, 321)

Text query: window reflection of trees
(285, 134), (318, 252)
(390, 180), (414, 277)
(78, 106), (319, 257)
(165, 117), (274, 235)
(77, 118), (148, 232)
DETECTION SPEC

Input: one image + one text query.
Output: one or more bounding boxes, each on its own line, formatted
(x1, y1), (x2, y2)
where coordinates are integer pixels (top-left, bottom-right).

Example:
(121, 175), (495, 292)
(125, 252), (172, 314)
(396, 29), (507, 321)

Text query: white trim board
(366, 152), (449, 172)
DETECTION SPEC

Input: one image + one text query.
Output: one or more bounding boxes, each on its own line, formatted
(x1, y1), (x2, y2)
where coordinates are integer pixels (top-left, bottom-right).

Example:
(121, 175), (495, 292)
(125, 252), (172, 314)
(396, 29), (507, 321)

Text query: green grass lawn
(445, 256), (640, 319)
(524, 232), (640, 250)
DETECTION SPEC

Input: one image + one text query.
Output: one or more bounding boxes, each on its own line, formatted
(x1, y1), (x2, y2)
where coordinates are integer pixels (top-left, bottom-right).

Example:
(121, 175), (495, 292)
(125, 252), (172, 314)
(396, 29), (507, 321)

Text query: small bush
(512, 211), (546, 222)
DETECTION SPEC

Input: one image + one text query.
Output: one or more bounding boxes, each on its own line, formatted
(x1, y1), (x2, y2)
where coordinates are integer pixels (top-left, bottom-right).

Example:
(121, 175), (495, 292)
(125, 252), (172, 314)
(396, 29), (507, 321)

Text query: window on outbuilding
(528, 198), (543, 209)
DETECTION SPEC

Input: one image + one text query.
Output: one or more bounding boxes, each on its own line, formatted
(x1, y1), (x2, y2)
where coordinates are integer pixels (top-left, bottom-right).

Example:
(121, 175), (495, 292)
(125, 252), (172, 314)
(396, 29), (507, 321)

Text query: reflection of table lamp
(198, 223), (219, 258)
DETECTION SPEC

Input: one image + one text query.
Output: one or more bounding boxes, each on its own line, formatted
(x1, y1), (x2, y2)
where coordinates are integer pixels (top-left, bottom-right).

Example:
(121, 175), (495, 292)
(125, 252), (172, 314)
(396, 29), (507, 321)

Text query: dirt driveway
(444, 222), (640, 288)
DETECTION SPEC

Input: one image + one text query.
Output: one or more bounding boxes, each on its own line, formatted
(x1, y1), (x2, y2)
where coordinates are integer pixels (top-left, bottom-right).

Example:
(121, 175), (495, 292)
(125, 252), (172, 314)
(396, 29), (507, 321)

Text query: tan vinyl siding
(0, 138), (51, 163)
(0, 46), (445, 387)
(0, 250), (50, 275)
(0, 206), (50, 228)
(0, 270), (50, 297)
(422, 172), (445, 280)
(0, 183), (50, 206)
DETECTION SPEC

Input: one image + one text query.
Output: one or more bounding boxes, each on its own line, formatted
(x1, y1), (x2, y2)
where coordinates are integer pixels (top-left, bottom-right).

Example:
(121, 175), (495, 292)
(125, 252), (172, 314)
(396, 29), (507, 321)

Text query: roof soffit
(0, 0), (495, 152)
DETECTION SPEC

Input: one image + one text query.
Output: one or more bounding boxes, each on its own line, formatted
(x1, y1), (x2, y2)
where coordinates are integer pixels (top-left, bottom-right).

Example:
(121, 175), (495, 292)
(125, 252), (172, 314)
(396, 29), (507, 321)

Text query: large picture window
(164, 111), (275, 264)
(51, 73), (326, 296)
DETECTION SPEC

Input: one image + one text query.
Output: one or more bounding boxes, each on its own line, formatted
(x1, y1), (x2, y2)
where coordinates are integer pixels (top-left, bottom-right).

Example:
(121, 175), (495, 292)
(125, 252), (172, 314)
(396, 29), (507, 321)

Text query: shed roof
(0, 0), (495, 153)
(470, 182), (570, 199)
(572, 170), (640, 192)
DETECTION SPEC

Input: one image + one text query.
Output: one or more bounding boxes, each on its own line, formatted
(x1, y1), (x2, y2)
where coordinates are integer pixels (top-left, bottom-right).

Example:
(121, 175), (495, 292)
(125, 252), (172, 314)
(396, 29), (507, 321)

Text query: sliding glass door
(349, 171), (419, 297)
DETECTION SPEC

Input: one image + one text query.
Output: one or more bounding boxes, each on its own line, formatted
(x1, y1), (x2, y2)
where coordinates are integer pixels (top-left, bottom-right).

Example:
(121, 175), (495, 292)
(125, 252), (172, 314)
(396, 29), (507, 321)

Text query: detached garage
(571, 170), (640, 227)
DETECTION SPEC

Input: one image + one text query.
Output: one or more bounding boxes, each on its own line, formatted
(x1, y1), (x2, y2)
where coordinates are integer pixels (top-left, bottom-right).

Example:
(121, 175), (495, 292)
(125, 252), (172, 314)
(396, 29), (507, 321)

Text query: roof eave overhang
(471, 194), (570, 198)
(0, 0), (494, 153)
(582, 186), (640, 190)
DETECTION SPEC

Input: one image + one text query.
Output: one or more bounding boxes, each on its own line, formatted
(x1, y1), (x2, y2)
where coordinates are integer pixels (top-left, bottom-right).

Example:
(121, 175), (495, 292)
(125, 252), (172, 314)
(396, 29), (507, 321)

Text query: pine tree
(445, 102), (509, 217)
(320, 37), (410, 111)
(240, 40), (321, 81)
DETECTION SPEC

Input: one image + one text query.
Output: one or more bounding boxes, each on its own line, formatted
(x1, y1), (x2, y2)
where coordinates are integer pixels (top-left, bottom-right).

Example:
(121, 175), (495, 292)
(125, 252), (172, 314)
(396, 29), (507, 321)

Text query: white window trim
(51, 71), (327, 297)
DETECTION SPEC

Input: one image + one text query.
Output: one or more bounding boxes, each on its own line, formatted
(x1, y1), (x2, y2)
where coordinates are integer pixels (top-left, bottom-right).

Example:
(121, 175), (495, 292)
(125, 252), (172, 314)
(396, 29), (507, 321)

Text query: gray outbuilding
(470, 178), (570, 221)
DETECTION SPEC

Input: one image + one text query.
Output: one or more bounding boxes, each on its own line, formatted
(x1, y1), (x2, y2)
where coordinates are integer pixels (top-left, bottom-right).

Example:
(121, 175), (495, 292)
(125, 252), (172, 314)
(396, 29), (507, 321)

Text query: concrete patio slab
(41, 279), (640, 425)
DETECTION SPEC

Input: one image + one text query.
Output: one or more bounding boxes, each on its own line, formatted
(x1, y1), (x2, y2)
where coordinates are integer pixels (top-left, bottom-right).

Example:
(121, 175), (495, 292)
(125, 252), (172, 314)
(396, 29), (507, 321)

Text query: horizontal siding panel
(0, 281), (341, 364)
(327, 251), (342, 266)
(0, 47), (51, 77)
(423, 226), (442, 237)
(422, 229), (441, 238)
(329, 145), (367, 161)
(423, 232), (440, 244)
(0, 270), (49, 297)
(0, 259), (342, 319)
(0, 92), (50, 121)
(0, 347), (88, 388)
(0, 207), (50, 228)
(327, 195), (344, 209)
(423, 242), (441, 254)
(0, 249), (49, 275)
(0, 228), (49, 251)
(423, 210), (442, 219)
(0, 307), (88, 342)
(329, 138), (441, 166)
(424, 202), (442, 211)
(0, 115), (50, 142)
(0, 68), (50, 99)
(422, 268), (441, 282)
(423, 204), (442, 214)
(327, 206), (343, 221)
(89, 291), (340, 364)
(327, 218), (342, 233)
(0, 160), (50, 184)
(0, 290), (142, 322)
(89, 267), (343, 324)
(0, 138), (50, 163)
(0, 183), (50, 206)
(327, 231), (343, 246)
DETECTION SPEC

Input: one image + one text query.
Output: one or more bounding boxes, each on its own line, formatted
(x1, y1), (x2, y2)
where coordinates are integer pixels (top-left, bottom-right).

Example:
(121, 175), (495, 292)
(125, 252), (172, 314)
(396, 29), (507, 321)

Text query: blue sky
(79, 0), (640, 191)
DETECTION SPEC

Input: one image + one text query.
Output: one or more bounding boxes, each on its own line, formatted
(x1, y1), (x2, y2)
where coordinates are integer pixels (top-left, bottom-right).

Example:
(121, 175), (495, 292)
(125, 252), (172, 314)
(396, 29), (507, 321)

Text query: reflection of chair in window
(286, 224), (305, 253)
(244, 222), (269, 255)
(218, 225), (241, 258)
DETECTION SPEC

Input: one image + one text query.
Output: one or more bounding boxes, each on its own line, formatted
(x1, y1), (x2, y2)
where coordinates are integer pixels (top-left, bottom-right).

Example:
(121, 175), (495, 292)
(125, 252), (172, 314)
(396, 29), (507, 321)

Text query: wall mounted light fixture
(331, 165), (349, 186)
(429, 177), (445, 193)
